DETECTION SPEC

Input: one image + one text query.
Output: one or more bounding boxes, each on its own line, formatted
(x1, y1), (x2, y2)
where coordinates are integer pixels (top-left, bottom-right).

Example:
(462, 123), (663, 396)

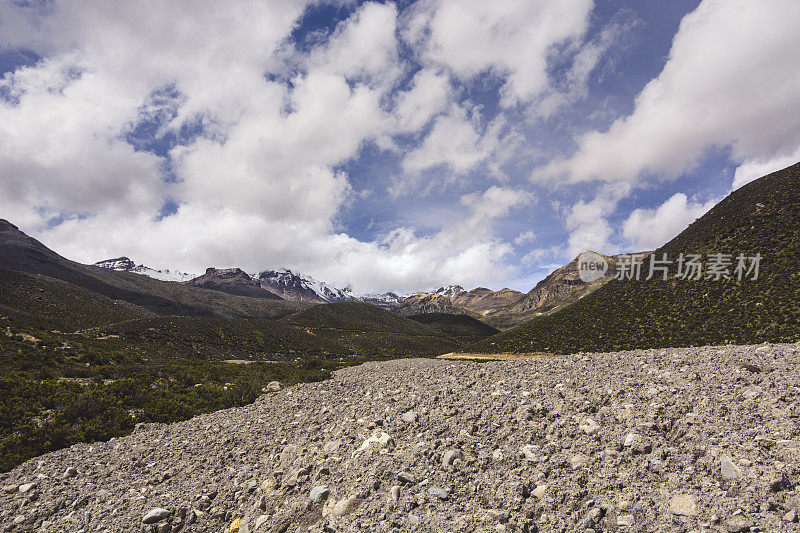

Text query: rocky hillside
(393, 292), (476, 317)
(188, 268), (283, 300)
(470, 162), (800, 354)
(509, 252), (650, 316)
(2, 343), (798, 532)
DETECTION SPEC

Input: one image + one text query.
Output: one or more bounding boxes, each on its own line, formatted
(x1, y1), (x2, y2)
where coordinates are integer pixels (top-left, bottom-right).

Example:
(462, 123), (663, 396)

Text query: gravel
(1, 342), (799, 531)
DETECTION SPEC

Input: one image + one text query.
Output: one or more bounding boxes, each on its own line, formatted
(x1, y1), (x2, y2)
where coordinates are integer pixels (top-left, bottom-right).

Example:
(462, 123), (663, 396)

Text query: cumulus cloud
(404, 0), (593, 106)
(537, 0), (800, 184)
(393, 69), (451, 133)
(0, 0), (551, 292)
(622, 193), (717, 250)
(563, 184), (630, 257)
(402, 105), (495, 176)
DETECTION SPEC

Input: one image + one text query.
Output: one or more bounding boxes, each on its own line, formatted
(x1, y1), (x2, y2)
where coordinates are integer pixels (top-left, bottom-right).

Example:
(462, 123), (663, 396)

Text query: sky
(1, 0), (799, 294)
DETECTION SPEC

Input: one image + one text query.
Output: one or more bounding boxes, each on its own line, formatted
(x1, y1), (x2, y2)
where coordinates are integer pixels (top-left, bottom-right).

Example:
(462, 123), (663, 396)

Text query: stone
(429, 487), (450, 500)
(63, 467), (78, 478)
(580, 418), (601, 435)
(723, 516), (753, 532)
(570, 453), (589, 469)
(442, 449), (463, 466)
(2, 484), (18, 493)
(253, 515), (269, 531)
(531, 484), (548, 499)
(390, 485), (401, 501)
(520, 445), (537, 461)
(720, 454), (742, 480)
(401, 410), (418, 423)
(229, 518), (242, 533)
(617, 514), (634, 527)
(669, 494), (698, 516)
(18, 483), (36, 493)
(332, 496), (363, 517)
(783, 509), (797, 523)
(397, 471), (416, 484)
(142, 508), (171, 524)
(309, 485), (330, 503)
(265, 381), (281, 392)
(354, 431), (393, 455)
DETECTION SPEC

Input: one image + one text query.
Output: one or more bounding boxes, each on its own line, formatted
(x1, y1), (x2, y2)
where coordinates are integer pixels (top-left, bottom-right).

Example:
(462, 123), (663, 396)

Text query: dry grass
(436, 351), (557, 361)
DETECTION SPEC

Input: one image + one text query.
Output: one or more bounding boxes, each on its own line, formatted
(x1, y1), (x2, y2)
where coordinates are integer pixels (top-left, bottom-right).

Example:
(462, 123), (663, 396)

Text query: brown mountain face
(393, 292), (476, 317)
(187, 268), (283, 300)
(503, 251), (652, 320)
(451, 287), (525, 311)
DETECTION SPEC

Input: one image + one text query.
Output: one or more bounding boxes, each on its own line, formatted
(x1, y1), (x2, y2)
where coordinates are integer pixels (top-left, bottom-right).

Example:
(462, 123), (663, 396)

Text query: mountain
(393, 291), (476, 317)
(469, 162), (800, 354)
(451, 286), (525, 312)
(94, 257), (195, 282)
(473, 251), (651, 329)
(255, 269), (353, 303)
(0, 220), (306, 319)
(187, 268), (282, 300)
(256, 268), (401, 309)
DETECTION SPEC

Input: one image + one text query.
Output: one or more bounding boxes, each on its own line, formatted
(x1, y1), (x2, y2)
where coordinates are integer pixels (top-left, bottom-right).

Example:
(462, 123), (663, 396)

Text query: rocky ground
(2, 343), (800, 532)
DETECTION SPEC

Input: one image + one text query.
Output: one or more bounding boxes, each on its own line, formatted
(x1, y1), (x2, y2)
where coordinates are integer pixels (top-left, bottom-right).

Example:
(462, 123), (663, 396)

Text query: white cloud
(513, 231), (536, 246)
(732, 145), (800, 189)
(309, 2), (400, 87)
(401, 105), (493, 175)
(393, 69), (451, 133)
(0, 1), (546, 293)
(622, 193), (717, 250)
(404, 0), (593, 106)
(564, 184), (629, 256)
(537, 0), (800, 184)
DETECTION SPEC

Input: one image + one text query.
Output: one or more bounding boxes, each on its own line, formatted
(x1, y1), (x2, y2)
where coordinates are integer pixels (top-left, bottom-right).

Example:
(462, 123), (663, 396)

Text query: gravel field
(2, 343), (800, 532)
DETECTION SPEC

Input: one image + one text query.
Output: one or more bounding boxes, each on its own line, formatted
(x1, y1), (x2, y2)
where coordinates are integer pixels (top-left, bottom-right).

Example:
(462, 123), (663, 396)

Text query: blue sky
(1, 0), (799, 293)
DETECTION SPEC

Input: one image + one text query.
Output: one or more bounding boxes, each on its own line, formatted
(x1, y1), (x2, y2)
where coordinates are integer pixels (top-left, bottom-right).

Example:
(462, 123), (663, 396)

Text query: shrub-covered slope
(470, 163), (800, 354)
(409, 312), (499, 344)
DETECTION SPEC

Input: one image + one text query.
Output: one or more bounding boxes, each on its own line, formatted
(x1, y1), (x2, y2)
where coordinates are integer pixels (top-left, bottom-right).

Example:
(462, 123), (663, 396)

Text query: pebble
(63, 467), (78, 478)
(397, 471), (415, 484)
(332, 496), (362, 517)
(309, 485), (330, 503)
(142, 508), (171, 524)
(442, 449), (463, 466)
(669, 494), (698, 516)
(720, 454), (742, 480)
(428, 487), (450, 500)
(401, 410), (417, 423)
(579, 418), (601, 435)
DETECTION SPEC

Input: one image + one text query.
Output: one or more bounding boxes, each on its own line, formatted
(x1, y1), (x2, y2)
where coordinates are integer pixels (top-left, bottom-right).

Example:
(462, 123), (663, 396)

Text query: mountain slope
(470, 163), (800, 354)
(0, 221), (305, 319)
(280, 302), (464, 356)
(408, 312), (500, 344)
(393, 291), (477, 317)
(188, 268), (283, 300)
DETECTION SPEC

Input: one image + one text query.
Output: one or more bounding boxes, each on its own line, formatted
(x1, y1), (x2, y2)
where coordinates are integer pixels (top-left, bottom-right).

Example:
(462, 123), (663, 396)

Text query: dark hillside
(469, 163), (800, 354)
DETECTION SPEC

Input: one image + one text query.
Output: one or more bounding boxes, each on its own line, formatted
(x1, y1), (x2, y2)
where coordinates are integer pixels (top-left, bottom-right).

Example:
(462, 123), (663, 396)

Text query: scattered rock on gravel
(0, 342), (798, 532)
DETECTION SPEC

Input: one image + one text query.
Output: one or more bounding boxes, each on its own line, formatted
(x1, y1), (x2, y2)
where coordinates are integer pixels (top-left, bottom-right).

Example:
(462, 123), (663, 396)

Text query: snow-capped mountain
(94, 257), (196, 282)
(434, 285), (466, 299)
(256, 269), (401, 309)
